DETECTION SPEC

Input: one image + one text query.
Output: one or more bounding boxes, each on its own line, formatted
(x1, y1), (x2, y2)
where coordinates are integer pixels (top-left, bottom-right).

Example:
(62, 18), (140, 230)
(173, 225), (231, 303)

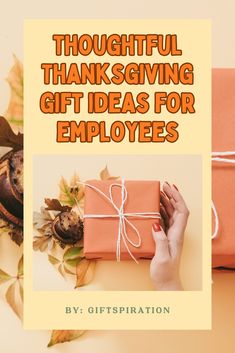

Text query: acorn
(0, 149), (23, 227)
(52, 210), (83, 245)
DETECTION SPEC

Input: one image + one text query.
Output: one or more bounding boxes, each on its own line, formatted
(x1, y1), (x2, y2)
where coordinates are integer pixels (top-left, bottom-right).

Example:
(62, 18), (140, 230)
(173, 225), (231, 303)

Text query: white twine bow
(212, 151), (235, 239)
(81, 179), (161, 263)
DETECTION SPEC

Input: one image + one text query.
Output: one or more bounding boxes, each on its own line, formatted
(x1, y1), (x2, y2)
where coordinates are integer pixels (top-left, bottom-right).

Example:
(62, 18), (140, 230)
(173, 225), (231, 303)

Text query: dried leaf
(48, 255), (60, 266)
(58, 264), (66, 279)
(5, 281), (23, 320)
(33, 211), (50, 230)
(75, 259), (96, 288)
(65, 258), (82, 268)
(0, 268), (12, 285)
(0, 116), (23, 150)
(45, 198), (70, 212)
(59, 175), (84, 207)
(9, 227), (23, 246)
(64, 246), (83, 268)
(63, 265), (76, 275)
(17, 255), (23, 276)
(59, 176), (76, 206)
(33, 236), (52, 252)
(70, 173), (85, 201)
(19, 282), (23, 302)
(5, 55), (23, 124)
(33, 207), (57, 230)
(48, 330), (85, 347)
(47, 237), (55, 251)
(63, 247), (83, 261)
(100, 166), (119, 181)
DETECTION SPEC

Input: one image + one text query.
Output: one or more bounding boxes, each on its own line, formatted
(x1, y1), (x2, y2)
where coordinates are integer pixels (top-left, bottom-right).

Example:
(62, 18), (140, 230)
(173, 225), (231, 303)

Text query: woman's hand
(150, 182), (190, 290)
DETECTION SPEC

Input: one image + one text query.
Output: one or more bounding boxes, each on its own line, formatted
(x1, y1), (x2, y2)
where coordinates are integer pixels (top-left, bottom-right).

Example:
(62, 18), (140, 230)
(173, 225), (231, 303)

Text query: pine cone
(0, 149), (23, 227)
(52, 211), (83, 245)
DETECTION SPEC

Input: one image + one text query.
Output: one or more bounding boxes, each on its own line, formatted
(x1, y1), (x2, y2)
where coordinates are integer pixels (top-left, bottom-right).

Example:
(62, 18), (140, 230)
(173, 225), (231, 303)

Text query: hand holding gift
(150, 182), (190, 291)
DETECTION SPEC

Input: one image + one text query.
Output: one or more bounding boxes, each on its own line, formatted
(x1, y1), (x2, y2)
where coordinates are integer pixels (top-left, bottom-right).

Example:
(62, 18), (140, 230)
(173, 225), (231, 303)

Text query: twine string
(80, 179), (161, 263)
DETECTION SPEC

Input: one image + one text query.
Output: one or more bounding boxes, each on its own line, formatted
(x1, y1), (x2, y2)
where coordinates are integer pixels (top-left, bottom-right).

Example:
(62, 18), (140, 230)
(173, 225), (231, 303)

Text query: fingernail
(164, 181), (170, 186)
(153, 222), (161, 232)
(173, 184), (179, 191)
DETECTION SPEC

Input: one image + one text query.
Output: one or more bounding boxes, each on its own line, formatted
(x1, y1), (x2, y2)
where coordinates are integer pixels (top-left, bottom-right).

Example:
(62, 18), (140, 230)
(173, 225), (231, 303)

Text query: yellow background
(24, 19), (210, 155)
(24, 20), (211, 330)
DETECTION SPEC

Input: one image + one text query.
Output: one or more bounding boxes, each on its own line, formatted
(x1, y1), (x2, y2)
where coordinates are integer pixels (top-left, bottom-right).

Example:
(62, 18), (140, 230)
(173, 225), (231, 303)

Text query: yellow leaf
(100, 166), (119, 181)
(63, 265), (76, 275)
(63, 246), (83, 261)
(19, 282), (23, 302)
(5, 280), (23, 320)
(17, 255), (23, 276)
(33, 236), (51, 252)
(0, 268), (12, 285)
(48, 254), (60, 266)
(59, 176), (76, 206)
(75, 259), (96, 288)
(59, 175), (85, 207)
(48, 330), (85, 347)
(5, 55), (23, 124)
(57, 264), (66, 279)
(70, 173), (85, 202)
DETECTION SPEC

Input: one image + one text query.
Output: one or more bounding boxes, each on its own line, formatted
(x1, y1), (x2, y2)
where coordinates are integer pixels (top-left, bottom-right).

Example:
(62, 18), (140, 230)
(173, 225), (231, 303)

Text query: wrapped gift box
(212, 69), (235, 268)
(84, 179), (160, 261)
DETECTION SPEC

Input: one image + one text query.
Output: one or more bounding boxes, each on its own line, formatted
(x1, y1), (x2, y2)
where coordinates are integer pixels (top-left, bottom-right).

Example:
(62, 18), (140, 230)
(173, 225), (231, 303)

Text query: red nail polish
(153, 222), (161, 232)
(173, 184), (179, 191)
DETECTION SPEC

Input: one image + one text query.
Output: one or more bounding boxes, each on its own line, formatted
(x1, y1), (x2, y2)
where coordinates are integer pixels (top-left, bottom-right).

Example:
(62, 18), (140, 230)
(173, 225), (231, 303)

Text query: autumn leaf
(63, 247), (83, 261)
(33, 235), (54, 252)
(9, 226), (23, 246)
(48, 254), (60, 266)
(5, 280), (23, 320)
(57, 264), (66, 279)
(0, 116), (23, 150)
(63, 266), (76, 275)
(75, 259), (96, 288)
(17, 255), (23, 277)
(47, 255), (66, 279)
(5, 55), (23, 125)
(59, 176), (77, 206)
(70, 173), (85, 202)
(0, 268), (12, 285)
(44, 198), (71, 212)
(19, 282), (23, 302)
(33, 207), (56, 230)
(63, 246), (83, 269)
(48, 330), (85, 347)
(100, 166), (119, 181)
(48, 253), (77, 277)
(59, 175), (85, 208)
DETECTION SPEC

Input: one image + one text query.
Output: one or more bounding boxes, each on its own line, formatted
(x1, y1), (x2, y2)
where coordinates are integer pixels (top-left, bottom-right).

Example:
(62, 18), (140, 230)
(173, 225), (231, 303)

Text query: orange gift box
(83, 180), (160, 261)
(212, 69), (235, 268)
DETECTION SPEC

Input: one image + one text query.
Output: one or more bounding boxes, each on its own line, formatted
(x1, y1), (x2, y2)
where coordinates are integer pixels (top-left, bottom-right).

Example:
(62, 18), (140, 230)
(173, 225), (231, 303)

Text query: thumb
(152, 223), (169, 258)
